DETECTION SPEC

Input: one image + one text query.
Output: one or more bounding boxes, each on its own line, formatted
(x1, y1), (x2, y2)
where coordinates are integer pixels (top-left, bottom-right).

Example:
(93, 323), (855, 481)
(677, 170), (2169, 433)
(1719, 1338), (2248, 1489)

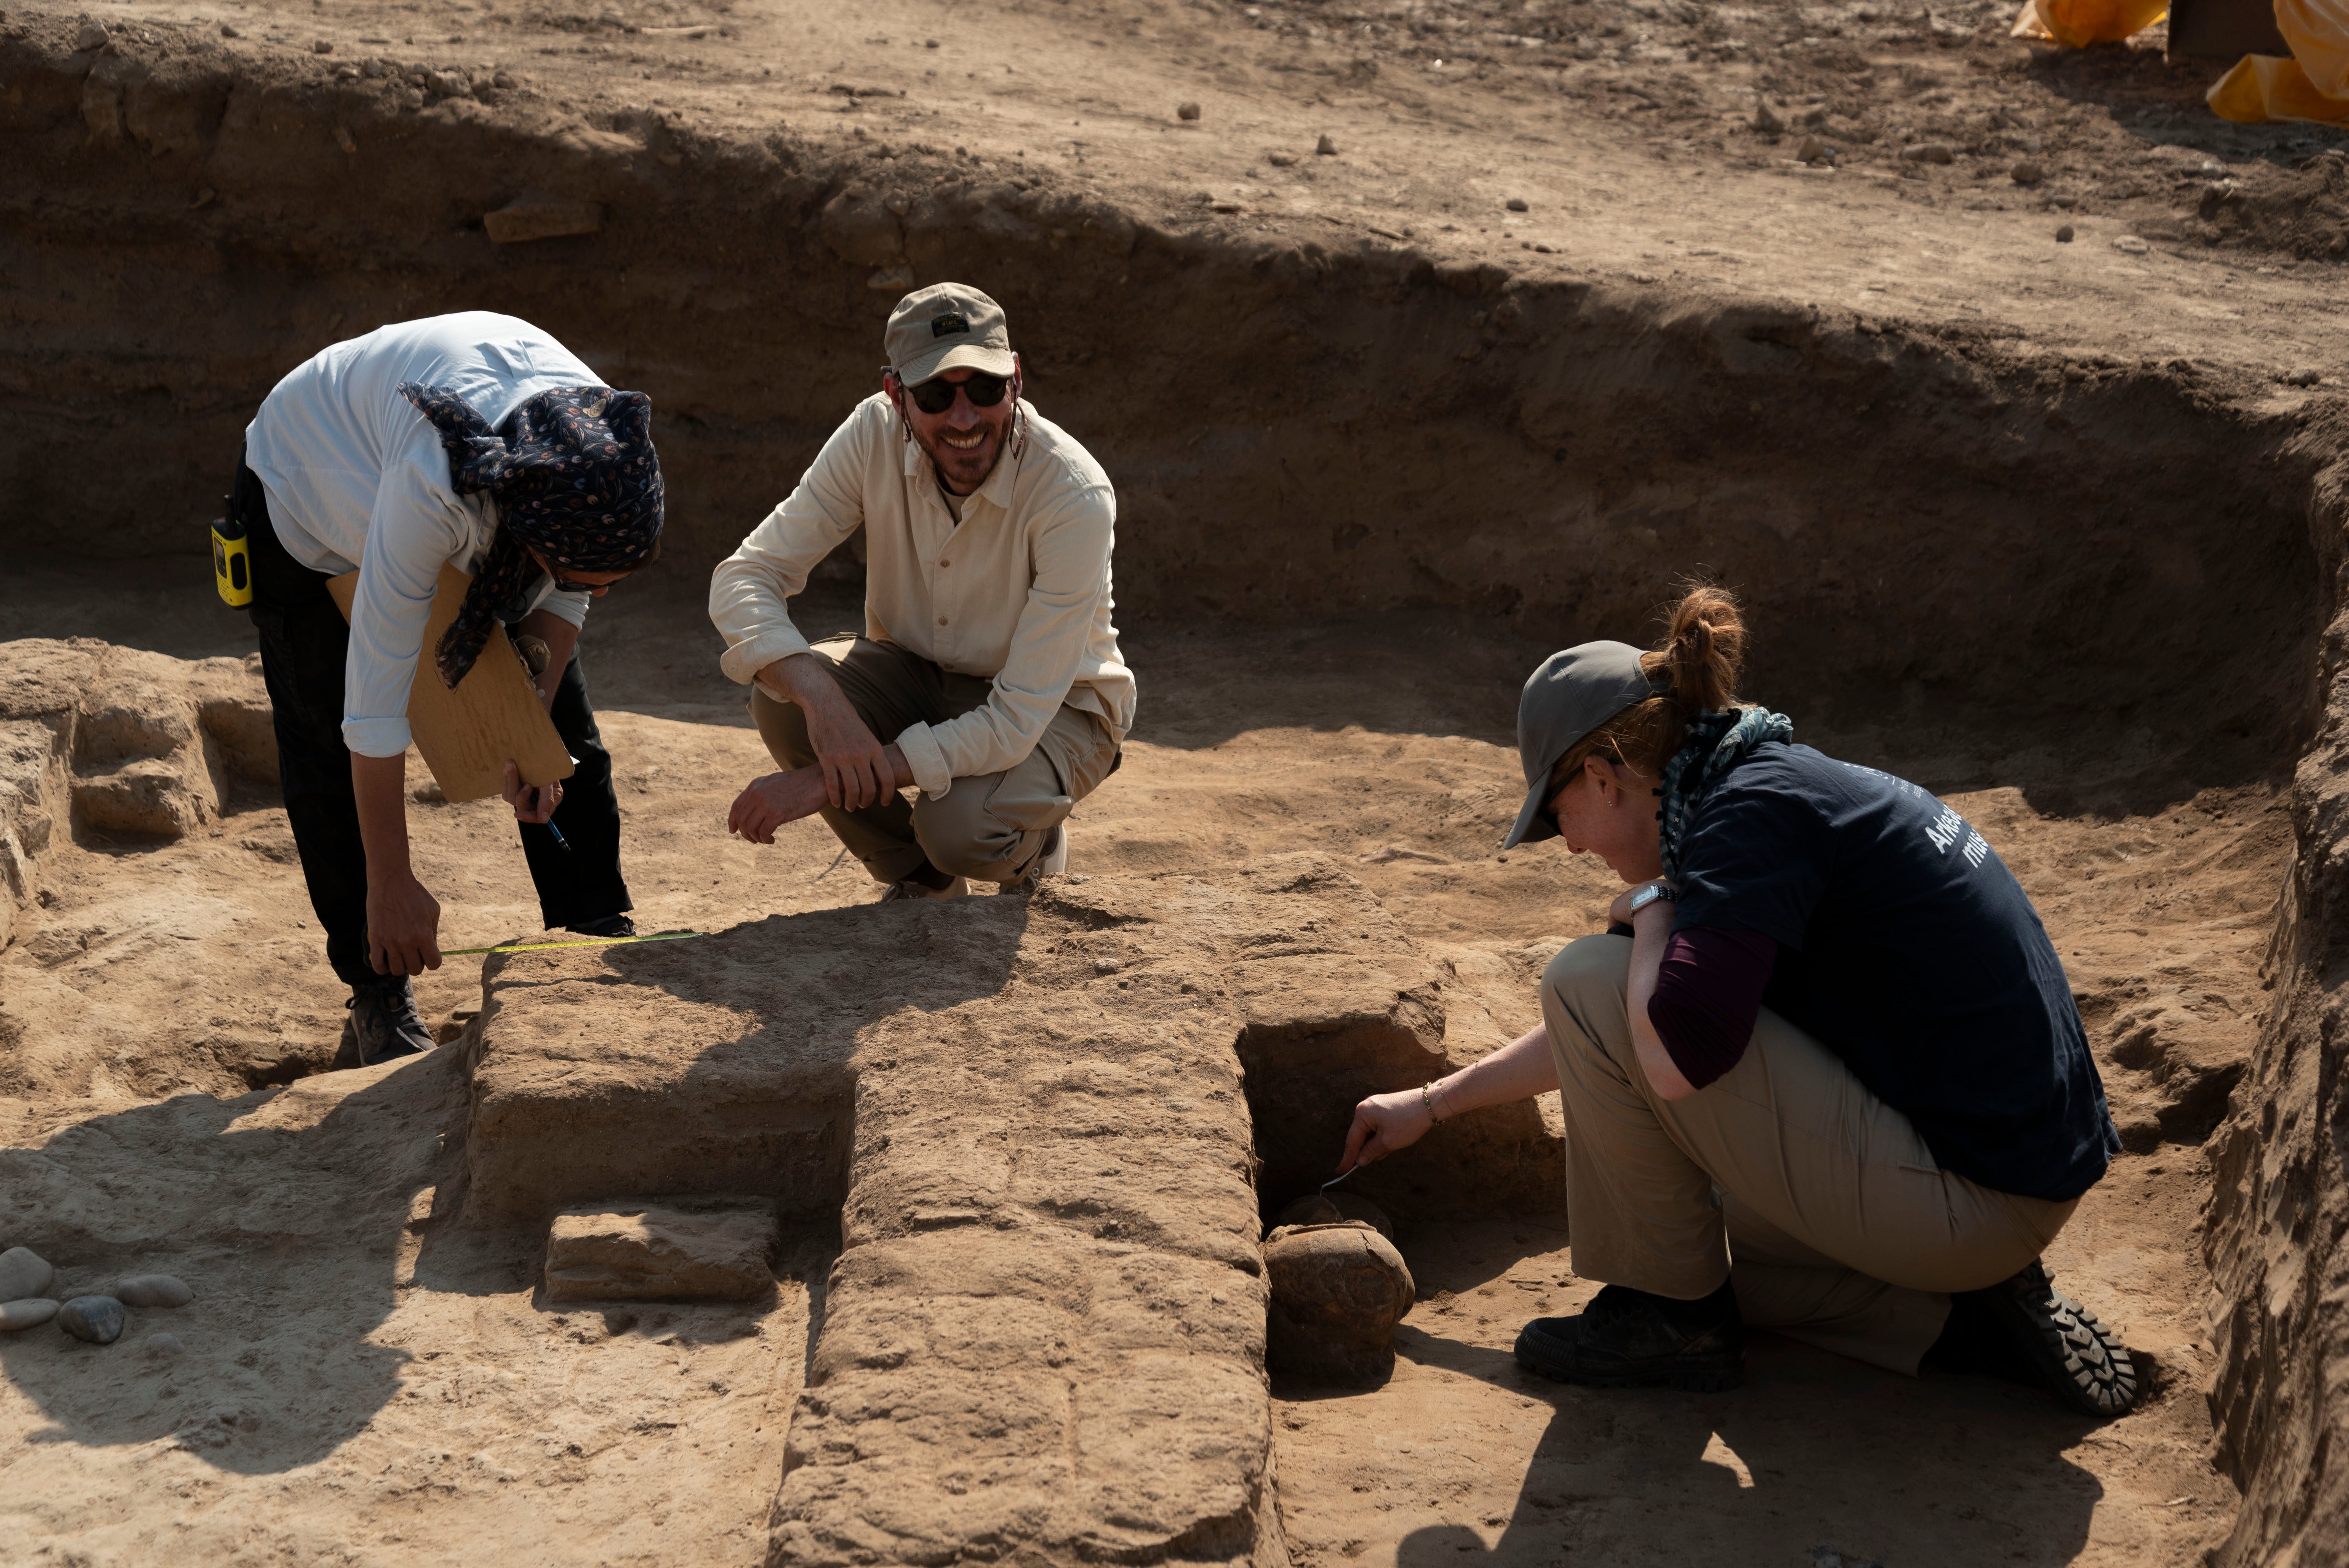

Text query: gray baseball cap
(884, 282), (1016, 387)
(1501, 641), (1665, 850)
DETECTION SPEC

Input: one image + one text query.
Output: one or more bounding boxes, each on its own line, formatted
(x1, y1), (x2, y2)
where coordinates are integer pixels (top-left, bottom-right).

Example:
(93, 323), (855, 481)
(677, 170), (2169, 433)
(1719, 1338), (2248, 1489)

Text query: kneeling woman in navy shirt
(1340, 585), (2137, 1415)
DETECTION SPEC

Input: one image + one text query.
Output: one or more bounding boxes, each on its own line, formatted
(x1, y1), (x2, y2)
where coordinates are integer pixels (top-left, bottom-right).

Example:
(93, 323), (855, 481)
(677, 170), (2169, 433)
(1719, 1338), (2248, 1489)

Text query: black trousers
(235, 460), (631, 988)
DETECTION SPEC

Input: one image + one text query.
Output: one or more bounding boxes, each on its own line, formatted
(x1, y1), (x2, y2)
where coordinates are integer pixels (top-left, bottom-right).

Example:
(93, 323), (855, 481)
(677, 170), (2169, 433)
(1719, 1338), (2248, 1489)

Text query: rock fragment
(545, 1203), (779, 1301)
(2111, 235), (2149, 255)
(1753, 99), (1785, 134)
(2056, 224), (2076, 242)
(0, 1299), (60, 1331)
(58, 1296), (126, 1345)
(1900, 142), (1955, 164)
(2284, 367), (2323, 386)
(1268, 151), (1297, 167)
(1796, 135), (1835, 165)
(74, 19), (107, 50)
(1176, 100), (1201, 121)
(1316, 132), (1338, 155)
(1506, 196), (1529, 212)
(484, 195), (604, 245)
(115, 1274), (192, 1308)
(1265, 1222), (1415, 1385)
(312, 38), (333, 53)
(143, 1331), (185, 1356)
(2011, 160), (2044, 186)
(0, 1246), (54, 1301)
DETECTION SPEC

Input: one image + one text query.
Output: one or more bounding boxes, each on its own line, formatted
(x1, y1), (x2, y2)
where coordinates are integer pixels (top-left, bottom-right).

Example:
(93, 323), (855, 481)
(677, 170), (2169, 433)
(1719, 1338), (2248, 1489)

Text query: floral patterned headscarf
(399, 382), (665, 688)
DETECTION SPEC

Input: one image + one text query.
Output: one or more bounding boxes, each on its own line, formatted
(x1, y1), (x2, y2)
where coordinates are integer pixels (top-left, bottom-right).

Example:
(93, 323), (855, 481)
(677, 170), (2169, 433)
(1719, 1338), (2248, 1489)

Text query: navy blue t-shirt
(1670, 741), (2119, 1202)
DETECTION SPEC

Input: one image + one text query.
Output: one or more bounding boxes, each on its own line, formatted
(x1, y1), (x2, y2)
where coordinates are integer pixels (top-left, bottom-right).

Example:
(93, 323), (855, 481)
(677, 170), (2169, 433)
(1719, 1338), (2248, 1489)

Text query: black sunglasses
(904, 372), (1010, 415)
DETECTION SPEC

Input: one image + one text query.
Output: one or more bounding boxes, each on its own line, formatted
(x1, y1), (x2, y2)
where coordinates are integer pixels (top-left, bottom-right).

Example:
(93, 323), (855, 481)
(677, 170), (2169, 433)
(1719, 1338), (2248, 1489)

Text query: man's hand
(763, 654), (892, 810)
(367, 873), (443, 976)
(728, 766), (831, 845)
(503, 760), (564, 824)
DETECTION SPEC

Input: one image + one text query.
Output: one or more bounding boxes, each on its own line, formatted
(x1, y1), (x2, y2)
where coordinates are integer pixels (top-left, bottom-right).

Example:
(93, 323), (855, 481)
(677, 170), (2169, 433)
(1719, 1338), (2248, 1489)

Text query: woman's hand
(1338, 1087), (1436, 1176)
(503, 761), (564, 824)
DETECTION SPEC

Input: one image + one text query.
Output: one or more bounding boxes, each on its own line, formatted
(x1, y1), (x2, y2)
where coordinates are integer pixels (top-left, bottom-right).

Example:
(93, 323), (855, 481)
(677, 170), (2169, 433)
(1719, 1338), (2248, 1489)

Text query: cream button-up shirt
(709, 393), (1135, 798)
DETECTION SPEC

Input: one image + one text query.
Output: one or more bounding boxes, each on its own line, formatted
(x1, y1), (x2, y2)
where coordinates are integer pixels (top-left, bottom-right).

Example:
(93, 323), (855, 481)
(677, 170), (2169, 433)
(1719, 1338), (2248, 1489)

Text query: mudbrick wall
(7, 12), (2349, 1559)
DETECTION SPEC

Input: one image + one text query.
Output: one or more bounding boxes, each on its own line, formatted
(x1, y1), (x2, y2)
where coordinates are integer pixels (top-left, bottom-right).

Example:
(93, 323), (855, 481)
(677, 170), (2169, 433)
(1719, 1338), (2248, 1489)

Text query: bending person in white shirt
(709, 283), (1134, 900)
(239, 312), (664, 1064)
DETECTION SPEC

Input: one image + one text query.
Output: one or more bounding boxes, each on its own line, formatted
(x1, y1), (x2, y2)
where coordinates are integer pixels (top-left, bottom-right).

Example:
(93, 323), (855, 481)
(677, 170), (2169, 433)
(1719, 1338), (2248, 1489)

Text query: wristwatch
(1625, 880), (1677, 917)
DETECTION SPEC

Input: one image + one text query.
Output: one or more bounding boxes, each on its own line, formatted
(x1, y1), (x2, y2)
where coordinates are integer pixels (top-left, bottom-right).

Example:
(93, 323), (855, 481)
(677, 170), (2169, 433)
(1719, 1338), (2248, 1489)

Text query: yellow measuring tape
(442, 930), (702, 957)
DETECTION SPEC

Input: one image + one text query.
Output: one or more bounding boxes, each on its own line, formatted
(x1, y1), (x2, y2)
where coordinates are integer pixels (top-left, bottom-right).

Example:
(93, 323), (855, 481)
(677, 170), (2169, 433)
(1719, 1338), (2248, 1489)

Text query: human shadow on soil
(1388, 1333), (2105, 1565)
(0, 1049), (466, 1474)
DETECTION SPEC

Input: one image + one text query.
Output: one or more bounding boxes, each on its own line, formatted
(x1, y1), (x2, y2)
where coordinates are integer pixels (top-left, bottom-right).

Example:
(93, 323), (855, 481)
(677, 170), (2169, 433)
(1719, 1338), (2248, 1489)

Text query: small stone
(2056, 224), (2076, 242)
(115, 1274), (193, 1308)
(0, 1247), (55, 1302)
(1094, 959), (1121, 975)
(545, 1203), (779, 1301)
(312, 38), (333, 53)
(2284, 366), (2323, 386)
(1316, 133), (1338, 155)
(1209, 199), (1242, 213)
(1264, 1222), (1415, 1385)
(484, 195), (604, 244)
(219, 22), (240, 37)
(866, 264), (914, 291)
(1267, 151), (1297, 167)
(74, 18), (107, 49)
(2111, 235), (2149, 255)
(143, 1331), (185, 1356)
(0, 1298), (60, 1331)
(1533, 241), (1558, 253)
(1900, 142), (1955, 164)
(2011, 160), (2044, 186)
(1505, 196), (1529, 212)
(1753, 99), (1785, 134)
(1176, 101), (1201, 121)
(2051, 192), (2078, 208)
(492, 69), (515, 87)
(58, 1295), (126, 1345)
(1795, 134), (1834, 165)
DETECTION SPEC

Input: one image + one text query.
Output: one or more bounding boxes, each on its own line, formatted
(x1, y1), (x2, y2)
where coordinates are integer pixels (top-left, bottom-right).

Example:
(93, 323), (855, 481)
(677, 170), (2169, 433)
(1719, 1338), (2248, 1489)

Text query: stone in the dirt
(2057, 224), (2076, 242)
(1176, 100), (1201, 120)
(1506, 196), (1529, 212)
(1753, 98), (1785, 134)
(0, 1245), (54, 1301)
(74, 19), (107, 49)
(485, 194), (604, 244)
(1264, 1221), (1416, 1384)
(2285, 367), (2324, 386)
(545, 1203), (780, 1301)
(312, 38), (333, 52)
(1316, 133), (1338, 155)
(143, 1331), (184, 1356)
(58, 1295), (126, 1345)
(1268, 151), (1297, 167)
(114, 1274), (192, 1308)
(2011, 160), (2044, 186)
(1900, 142), (1955, 164)
(2112, 235), (2149, 255)
(0, 1298), (60, 1331)
(1796, 135), (1834, 165)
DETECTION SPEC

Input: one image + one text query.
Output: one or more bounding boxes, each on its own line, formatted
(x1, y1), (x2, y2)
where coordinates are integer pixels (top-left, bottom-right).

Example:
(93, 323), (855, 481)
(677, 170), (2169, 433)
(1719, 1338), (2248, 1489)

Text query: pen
(545, 819), (572, 853)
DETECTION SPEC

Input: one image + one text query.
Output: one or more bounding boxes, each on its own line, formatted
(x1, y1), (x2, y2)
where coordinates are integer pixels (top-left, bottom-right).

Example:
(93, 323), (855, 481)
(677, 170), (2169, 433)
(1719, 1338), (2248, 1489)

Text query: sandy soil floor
(0, 569), (2280, 1564)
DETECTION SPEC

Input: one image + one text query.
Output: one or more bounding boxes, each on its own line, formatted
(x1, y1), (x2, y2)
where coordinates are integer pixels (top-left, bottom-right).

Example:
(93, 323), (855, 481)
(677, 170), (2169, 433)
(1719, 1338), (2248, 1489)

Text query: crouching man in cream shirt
(709, 283), (1134, 899)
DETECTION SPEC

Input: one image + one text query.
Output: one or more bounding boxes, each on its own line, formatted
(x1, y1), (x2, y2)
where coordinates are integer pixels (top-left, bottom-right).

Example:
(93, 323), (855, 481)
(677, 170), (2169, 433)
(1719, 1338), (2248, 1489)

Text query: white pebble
(143, 1332), (185, 1356)
(0, 1247), (54, 1302)
(0, 1298), (60, 1331)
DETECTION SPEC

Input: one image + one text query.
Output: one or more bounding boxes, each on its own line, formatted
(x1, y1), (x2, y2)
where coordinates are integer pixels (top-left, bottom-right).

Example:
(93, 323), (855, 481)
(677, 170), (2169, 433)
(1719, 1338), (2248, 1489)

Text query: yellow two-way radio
(210, 513), (252, 608)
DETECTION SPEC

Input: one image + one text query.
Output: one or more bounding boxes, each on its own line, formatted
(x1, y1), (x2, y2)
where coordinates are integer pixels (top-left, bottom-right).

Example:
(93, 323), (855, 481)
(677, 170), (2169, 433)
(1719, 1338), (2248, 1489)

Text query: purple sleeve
(1645, 927), (1779, 1090)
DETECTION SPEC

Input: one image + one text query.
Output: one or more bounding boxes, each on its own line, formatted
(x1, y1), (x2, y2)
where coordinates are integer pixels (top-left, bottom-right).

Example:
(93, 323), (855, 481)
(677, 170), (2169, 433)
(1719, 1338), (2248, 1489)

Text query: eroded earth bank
(5, 0), (2349, 1562)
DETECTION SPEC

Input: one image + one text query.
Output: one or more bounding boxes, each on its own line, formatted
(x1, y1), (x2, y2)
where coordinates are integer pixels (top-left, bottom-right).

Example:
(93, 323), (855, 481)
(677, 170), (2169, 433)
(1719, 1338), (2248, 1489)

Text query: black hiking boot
(566, 913), (636, 939)
(1948, 1258), (2139, 1418)
(346, 978), (433, 1067)
(1514, 1280), (1745, 1392)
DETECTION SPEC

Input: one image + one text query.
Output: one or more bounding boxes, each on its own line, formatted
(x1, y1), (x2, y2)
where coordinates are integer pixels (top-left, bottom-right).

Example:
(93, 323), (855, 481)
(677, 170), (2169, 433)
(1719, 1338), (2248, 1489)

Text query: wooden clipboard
(326, 563), (576, 804)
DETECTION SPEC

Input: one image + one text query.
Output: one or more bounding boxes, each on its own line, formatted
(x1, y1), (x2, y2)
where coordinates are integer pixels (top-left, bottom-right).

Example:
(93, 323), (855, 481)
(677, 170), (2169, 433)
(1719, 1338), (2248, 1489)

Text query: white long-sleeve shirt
(244, 312), (603, 757)
(709, 394), (1135, 797)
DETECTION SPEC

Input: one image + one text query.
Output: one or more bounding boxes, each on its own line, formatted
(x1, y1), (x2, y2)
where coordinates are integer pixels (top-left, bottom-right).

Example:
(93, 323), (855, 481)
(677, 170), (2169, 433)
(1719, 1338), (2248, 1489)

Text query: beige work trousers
(751, 636), (1121, 888)
(1540, 934), (2079, 1374)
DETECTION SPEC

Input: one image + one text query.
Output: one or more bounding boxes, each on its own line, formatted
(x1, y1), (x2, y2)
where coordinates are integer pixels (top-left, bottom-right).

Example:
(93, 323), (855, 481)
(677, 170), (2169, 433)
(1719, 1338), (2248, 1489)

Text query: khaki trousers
(1540, 935), (2078, 1374)
(751, 636), (1121, 888)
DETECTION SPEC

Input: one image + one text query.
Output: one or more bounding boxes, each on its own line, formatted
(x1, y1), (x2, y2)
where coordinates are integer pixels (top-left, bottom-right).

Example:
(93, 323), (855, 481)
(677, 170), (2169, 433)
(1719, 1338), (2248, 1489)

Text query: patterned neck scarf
(399, 383), (665, 688)
(1656, 706), (1794, 880)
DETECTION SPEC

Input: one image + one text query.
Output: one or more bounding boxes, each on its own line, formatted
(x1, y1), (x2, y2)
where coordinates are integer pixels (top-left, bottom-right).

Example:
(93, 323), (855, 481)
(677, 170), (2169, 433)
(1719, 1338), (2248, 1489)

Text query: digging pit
(6, 7), (2349, 1563)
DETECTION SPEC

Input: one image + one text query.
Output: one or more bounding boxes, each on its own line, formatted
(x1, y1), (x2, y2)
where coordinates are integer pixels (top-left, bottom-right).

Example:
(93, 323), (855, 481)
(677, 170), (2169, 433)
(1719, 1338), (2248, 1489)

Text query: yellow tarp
(2012, 0), (2169, 46)
(2208, 52), (2349, 121)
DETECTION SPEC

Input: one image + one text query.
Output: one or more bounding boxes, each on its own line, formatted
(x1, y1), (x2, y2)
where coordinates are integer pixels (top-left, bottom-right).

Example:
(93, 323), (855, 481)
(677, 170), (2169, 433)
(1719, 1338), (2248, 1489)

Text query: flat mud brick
(483, 195), (604, 244)
(545, 1204), (780, 1301)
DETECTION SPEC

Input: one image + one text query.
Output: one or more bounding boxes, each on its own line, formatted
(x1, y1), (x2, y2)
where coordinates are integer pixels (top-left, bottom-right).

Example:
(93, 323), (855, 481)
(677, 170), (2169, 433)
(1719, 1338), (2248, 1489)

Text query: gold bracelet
(1421, 1078), (1443, 1122)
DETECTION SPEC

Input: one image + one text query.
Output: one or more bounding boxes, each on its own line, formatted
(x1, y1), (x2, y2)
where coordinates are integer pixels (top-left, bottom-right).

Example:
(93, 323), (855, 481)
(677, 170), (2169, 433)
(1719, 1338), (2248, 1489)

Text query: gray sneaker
(877, 874), (966, 902)
(347, 978), (434, 1067)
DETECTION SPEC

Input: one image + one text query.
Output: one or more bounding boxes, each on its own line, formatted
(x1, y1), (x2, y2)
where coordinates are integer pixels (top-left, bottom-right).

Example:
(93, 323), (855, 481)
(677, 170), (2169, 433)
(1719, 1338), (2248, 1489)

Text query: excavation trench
(6, 17), (2349, 1564)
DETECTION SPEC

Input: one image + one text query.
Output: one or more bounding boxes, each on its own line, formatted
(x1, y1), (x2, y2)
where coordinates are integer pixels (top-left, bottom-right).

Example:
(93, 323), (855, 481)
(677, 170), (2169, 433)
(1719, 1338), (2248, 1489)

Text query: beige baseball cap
(884, 283), (1016, 387)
